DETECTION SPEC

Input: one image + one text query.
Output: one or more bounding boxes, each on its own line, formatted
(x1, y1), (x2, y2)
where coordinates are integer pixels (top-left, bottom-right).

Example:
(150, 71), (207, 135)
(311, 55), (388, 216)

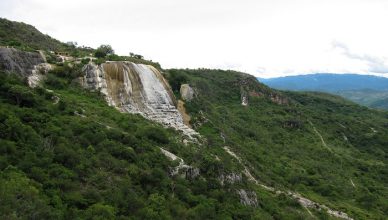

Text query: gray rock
(0, 47), (45, 77)
(237, 189), (258, 207)
(159, 148), (200, 179)
(219, 173), (242, 185)
(180, 84), (194, 101)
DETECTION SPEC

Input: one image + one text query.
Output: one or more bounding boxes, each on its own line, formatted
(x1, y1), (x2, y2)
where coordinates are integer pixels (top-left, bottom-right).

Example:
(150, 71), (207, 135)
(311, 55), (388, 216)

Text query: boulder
(180, 84), (194, 101)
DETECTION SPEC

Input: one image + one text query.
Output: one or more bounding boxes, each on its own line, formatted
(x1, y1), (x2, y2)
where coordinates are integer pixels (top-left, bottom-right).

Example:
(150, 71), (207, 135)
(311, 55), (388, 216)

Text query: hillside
(0, 17), (94, 57)
(0, 18), (68, 51)
(168, 69), (388, 219)
(0, 19), (387, 219)
(259, 73), (388, 109)
(0, 69), (330, 219)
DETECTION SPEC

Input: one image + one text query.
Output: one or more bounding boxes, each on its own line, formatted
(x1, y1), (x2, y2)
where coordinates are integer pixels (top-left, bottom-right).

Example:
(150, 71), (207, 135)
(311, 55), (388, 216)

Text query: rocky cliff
(0, 47), (51, 87)
(82, 62), (198, 139)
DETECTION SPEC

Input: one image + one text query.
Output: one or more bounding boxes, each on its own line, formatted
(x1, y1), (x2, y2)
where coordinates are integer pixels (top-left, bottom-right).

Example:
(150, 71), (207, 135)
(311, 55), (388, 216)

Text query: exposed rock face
(237, 189), (258, 207)
(0, 48), (45, 76)
(270, 94), (288, 105)
(0, 48), (51, 87)
(241, 95), (248, 106)
(177, 100), (191, 127)
(159, 147), (200, 179)
(219, 173), (242, 185)
(180, 84), (194, 101)
(82, 62), (199, 139)
(29, 63), (52, 87)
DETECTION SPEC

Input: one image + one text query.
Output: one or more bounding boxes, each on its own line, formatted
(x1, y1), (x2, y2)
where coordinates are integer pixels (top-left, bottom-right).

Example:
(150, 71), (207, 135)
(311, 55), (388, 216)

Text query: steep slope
(0, 18), (67, 51)
(168, 69), (388, 219)
(81, 62), (198, 139)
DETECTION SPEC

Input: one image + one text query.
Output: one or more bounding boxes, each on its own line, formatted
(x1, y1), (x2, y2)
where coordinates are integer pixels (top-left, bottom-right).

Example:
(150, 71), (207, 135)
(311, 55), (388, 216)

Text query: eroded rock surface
(237, 189), (258, 207)
(159, 147), (200, 179)
(0, 48), (51, 87)
(0, 47), (45, 76)
(219, 173), (242, 185)
(28, 63), (52, 87)
(82, 62), (199, 139)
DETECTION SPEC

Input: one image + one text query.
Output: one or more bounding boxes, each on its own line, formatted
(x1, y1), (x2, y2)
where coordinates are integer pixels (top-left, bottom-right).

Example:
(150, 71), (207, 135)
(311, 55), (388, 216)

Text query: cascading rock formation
(82, 61), (198, 139)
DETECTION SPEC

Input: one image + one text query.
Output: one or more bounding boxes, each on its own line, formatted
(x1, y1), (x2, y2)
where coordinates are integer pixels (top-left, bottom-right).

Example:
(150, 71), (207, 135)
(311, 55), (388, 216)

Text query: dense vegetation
(1, 17), (387, 219)
(0, 70), (321, 219)
(0, 17), (161, 70)
(167, 69), (388, 219)
(0, 18), (95, 58)
(0, 18), (66, 51)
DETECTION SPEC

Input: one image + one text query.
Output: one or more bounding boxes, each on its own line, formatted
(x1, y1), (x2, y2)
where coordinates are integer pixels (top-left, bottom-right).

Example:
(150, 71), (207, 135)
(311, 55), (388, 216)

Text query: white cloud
(332, 41), (388, 74)
(1, 0), (388, 77)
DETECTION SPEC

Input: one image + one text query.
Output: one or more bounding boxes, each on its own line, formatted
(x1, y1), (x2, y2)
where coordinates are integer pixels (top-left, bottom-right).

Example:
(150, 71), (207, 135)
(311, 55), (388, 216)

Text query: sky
(1, 0), (388, 78)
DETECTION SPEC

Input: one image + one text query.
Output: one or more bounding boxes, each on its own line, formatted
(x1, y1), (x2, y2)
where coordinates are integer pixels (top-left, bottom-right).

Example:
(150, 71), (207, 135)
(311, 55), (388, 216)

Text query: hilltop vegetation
(0, 18), (161, 69)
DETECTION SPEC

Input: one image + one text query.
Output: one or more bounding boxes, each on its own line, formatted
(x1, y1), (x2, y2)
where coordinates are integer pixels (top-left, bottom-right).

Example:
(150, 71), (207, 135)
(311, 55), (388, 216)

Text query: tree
(95, 45), (114, 58)
(84, 203), (116, 220)
(129, 52), (144, 59)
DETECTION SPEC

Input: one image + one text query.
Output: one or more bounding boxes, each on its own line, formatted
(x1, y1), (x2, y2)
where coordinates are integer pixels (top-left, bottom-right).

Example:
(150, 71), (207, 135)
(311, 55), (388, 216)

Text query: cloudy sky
(1, 0), (388, 78)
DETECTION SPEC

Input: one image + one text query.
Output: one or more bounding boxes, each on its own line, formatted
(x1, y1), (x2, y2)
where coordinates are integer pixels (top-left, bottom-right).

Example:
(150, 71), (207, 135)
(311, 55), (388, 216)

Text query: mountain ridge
(259, 73), (388, 109)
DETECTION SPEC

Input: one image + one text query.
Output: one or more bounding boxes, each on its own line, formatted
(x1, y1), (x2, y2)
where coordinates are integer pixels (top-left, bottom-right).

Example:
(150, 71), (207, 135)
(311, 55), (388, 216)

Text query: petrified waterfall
(82, 61), (198, 139)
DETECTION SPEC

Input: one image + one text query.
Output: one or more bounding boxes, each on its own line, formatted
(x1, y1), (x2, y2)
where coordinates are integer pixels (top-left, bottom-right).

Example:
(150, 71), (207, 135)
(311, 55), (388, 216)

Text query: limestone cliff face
(82, 61), (198, 139)
(0, 47), (51, 87)
(0, 48), (45, 76)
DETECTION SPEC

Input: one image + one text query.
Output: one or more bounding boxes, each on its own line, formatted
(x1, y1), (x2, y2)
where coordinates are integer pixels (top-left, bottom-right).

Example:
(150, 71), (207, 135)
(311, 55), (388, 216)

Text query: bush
(167, 70), (188, 92)
(94, 45), (114, 58)
(45, 74), (66, 89)
(138, 126), (169, 144)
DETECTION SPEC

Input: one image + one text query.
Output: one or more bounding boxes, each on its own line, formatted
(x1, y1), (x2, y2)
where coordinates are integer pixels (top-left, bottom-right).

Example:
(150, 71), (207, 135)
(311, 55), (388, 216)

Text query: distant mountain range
(258, 73), (388, 109)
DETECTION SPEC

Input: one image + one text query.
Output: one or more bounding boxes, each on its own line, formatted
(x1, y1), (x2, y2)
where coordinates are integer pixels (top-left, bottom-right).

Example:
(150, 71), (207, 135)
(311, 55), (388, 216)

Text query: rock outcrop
(180, 84), (194, 101)
(0, 48), (51, 87)
(237, 189), (258, 207)
(0, 48), (45, 76)
(219, 173), (242, 185)
(82, 62), (199, 139)
(159, 147), (200, 179)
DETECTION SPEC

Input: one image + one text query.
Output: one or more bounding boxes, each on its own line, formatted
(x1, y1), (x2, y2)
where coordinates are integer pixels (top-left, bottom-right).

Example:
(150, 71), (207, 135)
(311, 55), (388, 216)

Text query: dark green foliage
(167, 68), (388, 219)
(0, 18), (66, 51)
(0, 73), (314, 219)
(138, 126), (170, 144)
(95, 45), (114, 58)
(166, 70), (189, 92)
(129, 52), (144, 60)
(0, 18), (94, 56)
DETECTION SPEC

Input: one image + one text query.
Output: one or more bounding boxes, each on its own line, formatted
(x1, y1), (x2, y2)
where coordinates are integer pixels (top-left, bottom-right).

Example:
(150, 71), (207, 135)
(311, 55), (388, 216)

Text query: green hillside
(0, 71), (325, 219)
(167, 69), (388, 219)
(0, 18), (94, 57)
(0, 18), (387, 219)
(0, 18), (67, 51)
